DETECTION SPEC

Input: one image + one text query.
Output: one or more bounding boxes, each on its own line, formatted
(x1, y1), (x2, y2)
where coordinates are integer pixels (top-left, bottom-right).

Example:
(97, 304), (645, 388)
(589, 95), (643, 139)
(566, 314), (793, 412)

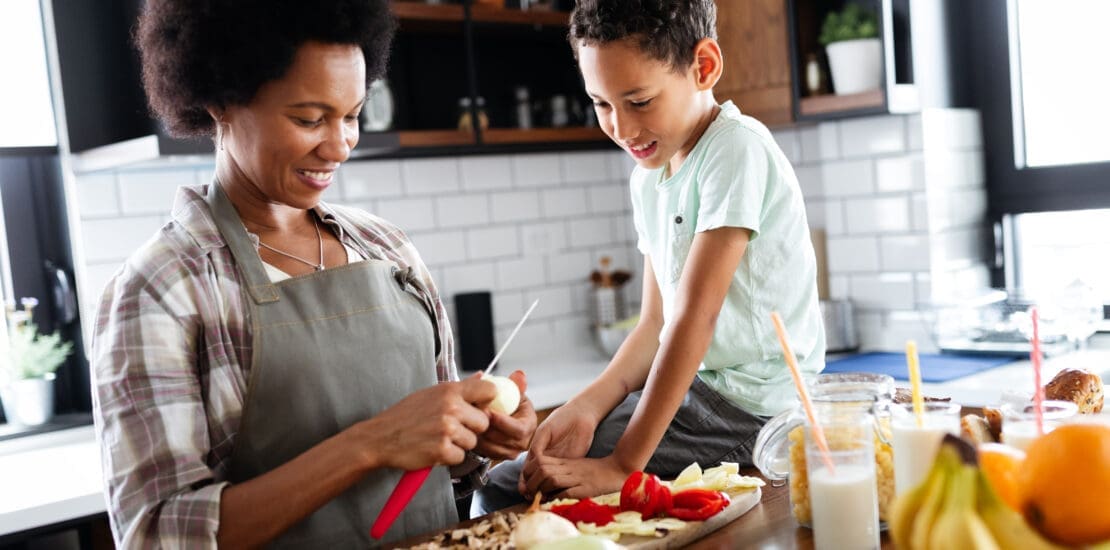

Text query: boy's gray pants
(471, 376), (767, 516)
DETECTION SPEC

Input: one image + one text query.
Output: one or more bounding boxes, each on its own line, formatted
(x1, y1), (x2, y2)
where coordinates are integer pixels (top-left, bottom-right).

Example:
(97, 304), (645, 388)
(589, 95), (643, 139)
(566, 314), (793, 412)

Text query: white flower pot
(825, 38), (882, 95)
(0, 373), (55, 427)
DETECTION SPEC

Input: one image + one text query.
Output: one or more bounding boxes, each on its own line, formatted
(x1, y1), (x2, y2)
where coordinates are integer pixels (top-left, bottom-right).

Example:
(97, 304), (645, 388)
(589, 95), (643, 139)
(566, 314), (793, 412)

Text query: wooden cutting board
(620, 487), (762, 549)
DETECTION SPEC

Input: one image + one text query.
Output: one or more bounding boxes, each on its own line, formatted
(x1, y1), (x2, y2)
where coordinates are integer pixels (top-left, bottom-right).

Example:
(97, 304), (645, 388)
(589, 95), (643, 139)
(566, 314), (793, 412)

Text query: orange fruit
(978, 443), (1025, 511)
(1018, 423), (1110, 545)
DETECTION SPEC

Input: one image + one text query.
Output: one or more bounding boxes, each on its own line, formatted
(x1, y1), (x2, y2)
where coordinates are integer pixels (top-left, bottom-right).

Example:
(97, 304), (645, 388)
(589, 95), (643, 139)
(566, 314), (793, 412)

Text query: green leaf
(819, 3), (880, 46)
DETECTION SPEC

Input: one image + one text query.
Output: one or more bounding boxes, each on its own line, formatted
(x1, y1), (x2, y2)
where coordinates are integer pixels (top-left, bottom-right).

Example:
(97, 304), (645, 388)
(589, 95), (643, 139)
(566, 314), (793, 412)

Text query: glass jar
(752, 372), (895, 526)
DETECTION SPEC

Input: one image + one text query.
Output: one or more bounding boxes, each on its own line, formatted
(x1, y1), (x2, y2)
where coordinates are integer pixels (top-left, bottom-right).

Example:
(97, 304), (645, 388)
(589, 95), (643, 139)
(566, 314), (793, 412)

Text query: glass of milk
(891, 402), (961, 496)
(806, 408), (881, 550)
(1001, 400), (1078, 451)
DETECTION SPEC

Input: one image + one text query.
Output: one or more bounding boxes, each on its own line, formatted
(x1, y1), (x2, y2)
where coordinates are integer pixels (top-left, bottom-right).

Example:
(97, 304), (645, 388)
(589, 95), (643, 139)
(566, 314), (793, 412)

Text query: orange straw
(1031, 307), (1044, 435)
(771, 311), (836, 475)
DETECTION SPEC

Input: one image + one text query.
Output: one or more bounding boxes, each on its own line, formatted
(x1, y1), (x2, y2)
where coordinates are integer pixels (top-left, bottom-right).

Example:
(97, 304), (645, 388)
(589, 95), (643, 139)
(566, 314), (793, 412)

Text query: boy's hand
(518, 401), (599, 494)
(520, 454), (629, 500)
(474, 371), (537, 459)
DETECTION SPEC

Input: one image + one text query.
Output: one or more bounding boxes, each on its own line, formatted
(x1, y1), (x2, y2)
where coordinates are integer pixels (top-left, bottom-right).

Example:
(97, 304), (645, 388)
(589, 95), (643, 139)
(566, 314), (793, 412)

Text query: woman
(90, 1), (537, 547)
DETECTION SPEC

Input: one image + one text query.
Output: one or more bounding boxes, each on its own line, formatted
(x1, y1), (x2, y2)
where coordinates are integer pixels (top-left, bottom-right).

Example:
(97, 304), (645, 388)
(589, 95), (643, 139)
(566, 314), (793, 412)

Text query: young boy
(473, 0), (824, 512)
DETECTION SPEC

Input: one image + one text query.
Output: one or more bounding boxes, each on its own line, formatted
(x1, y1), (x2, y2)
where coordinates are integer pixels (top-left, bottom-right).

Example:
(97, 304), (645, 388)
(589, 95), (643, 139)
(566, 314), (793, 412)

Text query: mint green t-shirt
(629, 101), (825, 417)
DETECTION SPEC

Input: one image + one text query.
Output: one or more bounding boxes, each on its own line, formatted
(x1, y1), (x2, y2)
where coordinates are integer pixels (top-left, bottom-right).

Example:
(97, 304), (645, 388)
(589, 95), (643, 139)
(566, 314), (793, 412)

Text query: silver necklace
(257, 215), (325, 271)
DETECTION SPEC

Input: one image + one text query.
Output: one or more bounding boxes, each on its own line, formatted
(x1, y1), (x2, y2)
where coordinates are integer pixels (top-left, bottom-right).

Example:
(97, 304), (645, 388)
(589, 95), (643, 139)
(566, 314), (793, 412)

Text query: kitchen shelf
(469, 5), (570, 27)
(798, 89), (885, 117)
(391, 2), (465, 23)
(482, 127), (606, 145)
(398, 129), (476, 147)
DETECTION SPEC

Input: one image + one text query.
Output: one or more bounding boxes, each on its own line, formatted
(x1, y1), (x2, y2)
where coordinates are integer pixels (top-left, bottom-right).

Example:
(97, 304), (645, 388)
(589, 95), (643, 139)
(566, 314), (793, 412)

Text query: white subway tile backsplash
(527, 285), (575, 319)
(75, 172), (119, 217)
(771, 128), (802, 164)
(513, 154), (562, 187)
(875, 154), (925, 192)
(922, 109), (982, 151)
(923, 150), (985, 189)
(541, 187), (589, 218)
(906, 114), (924, 152)
(409, 231), (468, 266)
(827, 236), (880, 272)
(915, 272), (932, 305)
(495, 257), (546, 290)
(81, 216), (165, 262)
(825, 200), (846, 235)
(341, 160), (404, 200)
(441, 262), (497, 294)
(830, 275), (850, 299)
(844, 196), (911, 234)
(607, 151), (633, 180)
(849, 273), (916, 310)
(467, 226), (520, 260)
(491, 191), (541, 223)
(590, 247), (633, 273)
(546, 250), (593, 284)
(588, 185), (626, 214)
(436, 195), (491, 228)
(492, 291), (525, 328)
(799, 124), (840, 163)
(910, 192), (929, 232)
(118, 169), (195, 214)
(520, 221), (567, 256)
(821, 160), (874, 196)
(80, 261), (125, 313)
(569, 218), (616, 248)
(880, 234), (931, 272)
(794, 165), (824, 199)
(460, 155), (514, 191)
(561, 151), (610, 184)
(805, 200), (826, 232)
(840, 116), (906, 157)
(377, 197), (437, 232)
(402, 158), (460, 195)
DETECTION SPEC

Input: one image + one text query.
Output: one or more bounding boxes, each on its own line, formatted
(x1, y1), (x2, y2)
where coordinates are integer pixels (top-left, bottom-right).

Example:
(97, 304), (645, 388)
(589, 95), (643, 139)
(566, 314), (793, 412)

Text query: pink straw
(1031, 307), (1044, 435)
(771, 312), (836, 475)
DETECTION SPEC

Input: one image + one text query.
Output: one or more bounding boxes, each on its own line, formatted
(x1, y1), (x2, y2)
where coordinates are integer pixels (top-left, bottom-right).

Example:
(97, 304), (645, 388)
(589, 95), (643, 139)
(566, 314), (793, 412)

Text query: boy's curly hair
(135, 0), (395, 137)
(569, 0), (717, 71)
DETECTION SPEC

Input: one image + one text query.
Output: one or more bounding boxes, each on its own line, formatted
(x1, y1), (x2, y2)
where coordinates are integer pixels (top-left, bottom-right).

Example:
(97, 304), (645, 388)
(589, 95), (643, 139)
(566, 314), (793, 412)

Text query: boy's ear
(691, 38), (723, 91)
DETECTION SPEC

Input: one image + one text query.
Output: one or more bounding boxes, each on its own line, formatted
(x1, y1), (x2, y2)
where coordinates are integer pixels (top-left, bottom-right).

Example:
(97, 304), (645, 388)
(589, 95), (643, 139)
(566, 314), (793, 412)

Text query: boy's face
(578, 38), (711, 171)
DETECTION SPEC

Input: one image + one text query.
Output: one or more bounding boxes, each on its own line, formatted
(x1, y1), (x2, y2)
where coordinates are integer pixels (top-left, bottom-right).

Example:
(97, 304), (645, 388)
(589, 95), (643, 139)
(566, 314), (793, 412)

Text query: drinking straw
(771, 311), (836, 475)
(1031, 307), (1045, 435)
(905, 340), (925, 428)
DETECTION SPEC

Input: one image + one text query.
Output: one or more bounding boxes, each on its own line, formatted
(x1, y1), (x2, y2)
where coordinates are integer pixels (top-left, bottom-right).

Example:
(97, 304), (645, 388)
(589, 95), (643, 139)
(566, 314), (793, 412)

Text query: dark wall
(0, 152), (89, 418)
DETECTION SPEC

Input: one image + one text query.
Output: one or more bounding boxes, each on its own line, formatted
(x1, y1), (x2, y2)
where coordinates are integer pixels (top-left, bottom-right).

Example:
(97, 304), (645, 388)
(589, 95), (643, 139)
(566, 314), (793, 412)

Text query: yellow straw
(906, 340), (925, 428)
(771, 311), (836, 475)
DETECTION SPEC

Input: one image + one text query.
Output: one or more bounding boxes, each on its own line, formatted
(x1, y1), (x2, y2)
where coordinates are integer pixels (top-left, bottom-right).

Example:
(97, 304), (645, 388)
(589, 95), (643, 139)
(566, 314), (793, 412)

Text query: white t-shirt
(628, 101), (825, 417)
(262, 243), (364, 282)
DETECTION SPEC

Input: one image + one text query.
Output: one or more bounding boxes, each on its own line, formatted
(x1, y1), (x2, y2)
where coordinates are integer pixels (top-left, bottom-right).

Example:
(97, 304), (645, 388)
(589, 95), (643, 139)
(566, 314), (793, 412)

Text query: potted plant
(819, 3), (881, 95)
(0, 298), (73, 427)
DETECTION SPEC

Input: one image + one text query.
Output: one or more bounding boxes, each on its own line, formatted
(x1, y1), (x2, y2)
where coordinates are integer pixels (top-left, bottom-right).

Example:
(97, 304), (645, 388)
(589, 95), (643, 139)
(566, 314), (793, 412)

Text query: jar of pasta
(752, 373), (895, 526)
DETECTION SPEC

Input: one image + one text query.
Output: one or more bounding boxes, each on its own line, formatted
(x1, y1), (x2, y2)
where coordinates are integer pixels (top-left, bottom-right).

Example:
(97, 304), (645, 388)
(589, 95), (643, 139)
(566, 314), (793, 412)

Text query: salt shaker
(514, 86), (532, 129)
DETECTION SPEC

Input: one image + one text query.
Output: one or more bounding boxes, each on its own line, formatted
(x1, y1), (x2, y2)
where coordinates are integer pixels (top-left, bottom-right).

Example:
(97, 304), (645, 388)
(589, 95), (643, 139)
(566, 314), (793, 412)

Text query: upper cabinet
(715, 0), (794, 127)
(49, 0), (609, 171)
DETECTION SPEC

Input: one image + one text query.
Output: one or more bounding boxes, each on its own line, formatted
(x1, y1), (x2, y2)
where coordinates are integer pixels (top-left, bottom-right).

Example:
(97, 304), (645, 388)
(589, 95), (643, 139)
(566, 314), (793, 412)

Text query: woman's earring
(217, 121), (229, 152)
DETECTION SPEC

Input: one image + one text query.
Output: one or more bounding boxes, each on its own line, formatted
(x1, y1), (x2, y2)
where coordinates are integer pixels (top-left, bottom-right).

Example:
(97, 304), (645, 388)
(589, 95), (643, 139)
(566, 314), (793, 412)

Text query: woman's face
(221, 41), (366, 210)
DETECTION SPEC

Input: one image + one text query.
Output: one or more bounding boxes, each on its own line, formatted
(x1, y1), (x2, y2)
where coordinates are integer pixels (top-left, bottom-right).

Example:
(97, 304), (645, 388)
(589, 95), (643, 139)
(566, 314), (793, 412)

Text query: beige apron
(206, 183), (456, 548)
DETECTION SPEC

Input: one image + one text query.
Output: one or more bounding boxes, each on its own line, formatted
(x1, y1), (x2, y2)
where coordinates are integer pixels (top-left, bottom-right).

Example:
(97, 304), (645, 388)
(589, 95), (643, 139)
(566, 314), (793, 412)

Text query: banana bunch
(889, 434), (1065, 550)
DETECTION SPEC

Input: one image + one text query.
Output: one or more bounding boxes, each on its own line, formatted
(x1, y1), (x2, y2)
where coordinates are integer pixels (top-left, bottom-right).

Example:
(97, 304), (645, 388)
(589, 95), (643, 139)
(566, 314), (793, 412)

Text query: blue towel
(823, 352), (1012, 383)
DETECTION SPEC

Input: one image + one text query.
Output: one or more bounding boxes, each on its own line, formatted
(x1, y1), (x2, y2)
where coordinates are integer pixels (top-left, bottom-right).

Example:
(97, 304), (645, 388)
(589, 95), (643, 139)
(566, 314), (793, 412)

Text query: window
(0, 0), (58, 149)
(1011, 0), (1110, 168)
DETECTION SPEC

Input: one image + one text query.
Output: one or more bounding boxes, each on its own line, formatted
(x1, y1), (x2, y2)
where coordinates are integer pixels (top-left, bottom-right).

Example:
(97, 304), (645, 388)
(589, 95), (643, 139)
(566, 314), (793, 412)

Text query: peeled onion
(510, 511), (579, 549)
(482, 374), (521, 415)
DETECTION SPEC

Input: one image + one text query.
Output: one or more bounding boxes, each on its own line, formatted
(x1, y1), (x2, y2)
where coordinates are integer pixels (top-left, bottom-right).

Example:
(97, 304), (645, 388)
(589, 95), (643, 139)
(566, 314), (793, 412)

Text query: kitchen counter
(1, 337), (1105, 537)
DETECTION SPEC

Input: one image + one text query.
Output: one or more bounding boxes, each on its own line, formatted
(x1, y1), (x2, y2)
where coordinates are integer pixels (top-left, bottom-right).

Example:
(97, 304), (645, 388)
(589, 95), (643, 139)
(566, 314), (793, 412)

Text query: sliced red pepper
(668, 488), (730, 521)
(619, 471), (672, 518)
(549, 498), (621, 526)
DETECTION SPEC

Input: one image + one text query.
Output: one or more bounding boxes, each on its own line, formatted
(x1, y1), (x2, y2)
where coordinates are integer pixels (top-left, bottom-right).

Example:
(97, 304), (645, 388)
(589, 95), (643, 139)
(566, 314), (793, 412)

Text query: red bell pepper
(668, 488), (730, 521)
(620, 471), (673, 518)
(549, 498), (621, 526)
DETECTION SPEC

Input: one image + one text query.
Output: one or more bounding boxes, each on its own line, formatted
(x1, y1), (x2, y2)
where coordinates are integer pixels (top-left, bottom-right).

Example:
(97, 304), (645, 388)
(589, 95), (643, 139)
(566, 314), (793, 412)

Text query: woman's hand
(351, 377), (497, 471)
(520, 454), (631, 500)
(473, 370), (538, 460)
(518, 400), (601, 496)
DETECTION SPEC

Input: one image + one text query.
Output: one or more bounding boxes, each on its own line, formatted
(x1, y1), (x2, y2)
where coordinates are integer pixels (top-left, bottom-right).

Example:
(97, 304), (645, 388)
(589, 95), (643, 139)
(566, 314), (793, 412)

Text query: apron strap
(205, 182), (280, 304)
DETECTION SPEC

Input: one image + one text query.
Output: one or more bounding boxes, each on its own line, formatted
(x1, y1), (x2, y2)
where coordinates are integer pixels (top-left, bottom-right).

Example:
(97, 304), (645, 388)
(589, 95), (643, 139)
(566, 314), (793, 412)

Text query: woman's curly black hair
(569, 0), (717, 71)
(136, 0), (395, 137)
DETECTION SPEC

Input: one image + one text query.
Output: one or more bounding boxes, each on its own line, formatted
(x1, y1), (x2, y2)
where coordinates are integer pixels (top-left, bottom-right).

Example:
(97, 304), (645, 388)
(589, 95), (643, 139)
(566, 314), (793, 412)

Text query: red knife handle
(370, 467), (432, 539)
